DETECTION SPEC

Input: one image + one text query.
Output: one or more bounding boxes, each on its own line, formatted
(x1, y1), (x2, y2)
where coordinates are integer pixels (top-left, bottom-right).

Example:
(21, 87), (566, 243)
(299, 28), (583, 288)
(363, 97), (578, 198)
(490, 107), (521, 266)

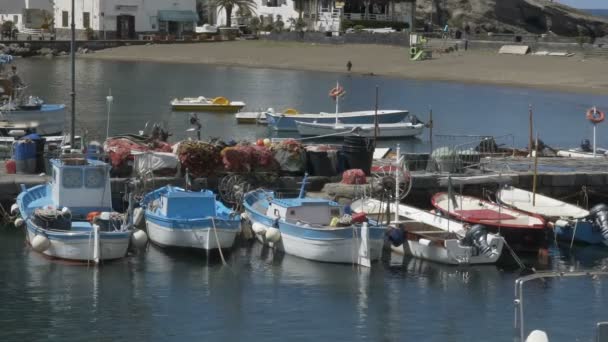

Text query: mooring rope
(211, 217), (227, 266)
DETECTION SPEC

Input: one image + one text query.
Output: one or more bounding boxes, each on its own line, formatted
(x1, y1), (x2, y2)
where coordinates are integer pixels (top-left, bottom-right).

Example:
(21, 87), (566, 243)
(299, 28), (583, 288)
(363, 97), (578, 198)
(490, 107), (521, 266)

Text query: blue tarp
(21, 133), (42, 140)
(158, 10), (199, 22)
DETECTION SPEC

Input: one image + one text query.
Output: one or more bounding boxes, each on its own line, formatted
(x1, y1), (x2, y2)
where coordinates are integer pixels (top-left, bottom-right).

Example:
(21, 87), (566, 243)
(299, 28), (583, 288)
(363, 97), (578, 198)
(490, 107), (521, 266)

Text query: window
(62, 11), (68, 27)
(62, 169), (83, 189)
(85, 168), (105, 188)
(13, 15), (18, 24)
(83, 12), (90, 28)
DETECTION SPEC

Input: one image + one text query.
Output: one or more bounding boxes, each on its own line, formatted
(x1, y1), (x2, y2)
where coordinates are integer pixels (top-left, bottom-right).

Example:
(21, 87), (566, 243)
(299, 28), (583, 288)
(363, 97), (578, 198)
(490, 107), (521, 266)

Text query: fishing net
(176, 140), (222, 178)
(104, 137), (172, 171)
(342, 169), (367, 185)
(270, 139), (305, 173)
(221, 144), (278, 172)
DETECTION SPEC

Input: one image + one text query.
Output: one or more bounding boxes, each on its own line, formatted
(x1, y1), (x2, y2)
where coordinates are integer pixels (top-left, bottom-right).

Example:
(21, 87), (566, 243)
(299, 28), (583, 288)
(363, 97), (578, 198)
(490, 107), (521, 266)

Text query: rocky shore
(0, 42), (95, 58)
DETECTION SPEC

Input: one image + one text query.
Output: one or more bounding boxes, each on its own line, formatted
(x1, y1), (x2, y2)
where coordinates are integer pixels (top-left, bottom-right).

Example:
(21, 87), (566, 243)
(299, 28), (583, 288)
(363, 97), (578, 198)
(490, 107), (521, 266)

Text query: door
(116, 15), (135, 39)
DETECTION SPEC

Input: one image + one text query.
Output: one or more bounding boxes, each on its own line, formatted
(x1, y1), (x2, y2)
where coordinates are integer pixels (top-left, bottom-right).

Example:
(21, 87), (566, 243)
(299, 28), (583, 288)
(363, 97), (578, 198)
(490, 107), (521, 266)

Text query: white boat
(556, 149), (608, 158)
(266, 109), (409, 131)
(141, 186), (241, 250)
(242, 176), (386, 265)
(497, 186), (608, 245)
(295, 120), (425, 138)
(170, 96), (245, 112)
(235, 111), (267, 124)
(351, 198), (504, 265)
(14, 158), (147, 263)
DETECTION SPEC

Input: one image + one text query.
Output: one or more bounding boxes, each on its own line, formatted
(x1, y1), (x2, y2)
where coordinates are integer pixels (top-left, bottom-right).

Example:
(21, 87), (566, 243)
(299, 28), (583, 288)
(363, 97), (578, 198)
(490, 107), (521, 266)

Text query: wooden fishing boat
(235, 111), (267, 124)
(295, 120), (425, 138)
(498, 186), (608, 245)
(351, 198), (504, 265)
(242, 177), (386, 265)
(431, 192), (547, 252)
(265, 109), (409, 132)
(140, 186), (241, 251)
(14, 158), (147, 263)
(170, 96), (245, 112)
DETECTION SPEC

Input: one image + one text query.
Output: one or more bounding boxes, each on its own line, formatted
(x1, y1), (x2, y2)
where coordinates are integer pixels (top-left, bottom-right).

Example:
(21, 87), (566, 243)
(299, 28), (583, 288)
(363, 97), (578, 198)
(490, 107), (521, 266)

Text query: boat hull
(266, 110), (409, 131)
(554, 221), (606, 245)
(296, 121), (424, 138)
(392, 237), (502, 265)
(25, 222), (130, 261)
(172, 104), (245, 112)
(145, 215), (240, 250)
(3, 104), (65, 135)
(251, 221), (384, 263)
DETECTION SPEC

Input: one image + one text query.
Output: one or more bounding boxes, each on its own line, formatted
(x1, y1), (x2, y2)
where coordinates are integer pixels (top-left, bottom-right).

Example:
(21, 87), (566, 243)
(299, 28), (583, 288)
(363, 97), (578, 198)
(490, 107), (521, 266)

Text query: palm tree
(213, 0), (257, 27)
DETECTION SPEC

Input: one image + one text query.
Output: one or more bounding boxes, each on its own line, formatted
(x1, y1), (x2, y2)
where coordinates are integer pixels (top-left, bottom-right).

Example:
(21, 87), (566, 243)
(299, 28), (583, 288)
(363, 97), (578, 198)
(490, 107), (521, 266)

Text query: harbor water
(1, 58), (608, 341)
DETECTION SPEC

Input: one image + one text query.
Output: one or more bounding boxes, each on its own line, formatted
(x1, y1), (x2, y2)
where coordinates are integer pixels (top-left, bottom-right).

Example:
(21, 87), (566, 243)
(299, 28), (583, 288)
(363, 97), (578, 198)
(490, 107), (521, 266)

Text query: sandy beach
(84, 40), (608, 95)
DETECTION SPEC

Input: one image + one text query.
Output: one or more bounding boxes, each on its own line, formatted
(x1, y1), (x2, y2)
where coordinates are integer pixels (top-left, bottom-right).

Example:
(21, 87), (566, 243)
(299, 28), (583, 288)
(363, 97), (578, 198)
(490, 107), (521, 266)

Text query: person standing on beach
(346, 60), (352, 72)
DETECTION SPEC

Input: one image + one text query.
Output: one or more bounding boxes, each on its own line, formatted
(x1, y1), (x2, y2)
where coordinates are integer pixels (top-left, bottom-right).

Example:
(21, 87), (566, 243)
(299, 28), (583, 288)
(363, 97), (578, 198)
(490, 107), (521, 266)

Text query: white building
(0, 0), (52, 33)
(53, 0), (198, 40)
(215, 0), (415, 33)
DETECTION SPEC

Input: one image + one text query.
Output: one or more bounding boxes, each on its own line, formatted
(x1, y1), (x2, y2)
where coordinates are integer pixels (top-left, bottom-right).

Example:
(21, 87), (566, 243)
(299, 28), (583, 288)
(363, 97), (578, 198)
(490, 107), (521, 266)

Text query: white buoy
(14, 217), (25, 228)
(31, 235), (50, 252)
(131, 229), (148, 249)
(251, 222), (267, 235)
(265, 227), (281, 243)
(133, 208), (144, 227)
(10, 203), (19, 215)
(526, 330), (549, 342)
(60, 207), (72, 219)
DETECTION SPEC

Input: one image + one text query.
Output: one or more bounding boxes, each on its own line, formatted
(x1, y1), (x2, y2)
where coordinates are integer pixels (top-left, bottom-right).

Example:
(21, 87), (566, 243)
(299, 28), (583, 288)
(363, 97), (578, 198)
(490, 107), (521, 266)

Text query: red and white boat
(431, 192), (547, 252)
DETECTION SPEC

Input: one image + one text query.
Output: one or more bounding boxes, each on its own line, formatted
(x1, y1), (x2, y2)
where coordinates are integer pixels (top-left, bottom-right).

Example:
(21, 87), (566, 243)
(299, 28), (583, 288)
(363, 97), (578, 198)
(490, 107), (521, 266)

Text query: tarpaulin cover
(133, 151), (179, 176)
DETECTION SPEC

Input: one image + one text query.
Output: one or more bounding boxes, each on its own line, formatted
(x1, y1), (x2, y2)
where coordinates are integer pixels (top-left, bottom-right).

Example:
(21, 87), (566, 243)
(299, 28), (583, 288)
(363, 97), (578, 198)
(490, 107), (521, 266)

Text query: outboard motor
(581, 139), (592, 152)
(589, 203), (608, 240)
(461, 224), (494, 257)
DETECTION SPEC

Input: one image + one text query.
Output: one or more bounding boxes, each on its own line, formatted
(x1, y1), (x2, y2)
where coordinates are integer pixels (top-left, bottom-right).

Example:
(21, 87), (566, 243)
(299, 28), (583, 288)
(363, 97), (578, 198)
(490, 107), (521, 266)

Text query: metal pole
(105, 89), (113, 141)
(334, 81), (339, 125)
(394, 143), (400, 223)
(528, 105), (533, 159)
(429, 107), (433, 154)
(532, 133), (539, 206)
(373, 85), (379, 144)
(593, 107), (597, 158)
(69, 0), (76, 149)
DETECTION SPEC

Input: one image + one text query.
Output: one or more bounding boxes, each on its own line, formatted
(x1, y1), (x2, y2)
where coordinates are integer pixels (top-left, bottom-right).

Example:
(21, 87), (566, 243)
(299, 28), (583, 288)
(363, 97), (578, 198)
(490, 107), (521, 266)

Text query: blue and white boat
(141, 186), (241, 250)
(14, 158), (146, 263)
(243, 179), (386, 265)
(265, 109), (409, 132)
(498, 186), (608, 245)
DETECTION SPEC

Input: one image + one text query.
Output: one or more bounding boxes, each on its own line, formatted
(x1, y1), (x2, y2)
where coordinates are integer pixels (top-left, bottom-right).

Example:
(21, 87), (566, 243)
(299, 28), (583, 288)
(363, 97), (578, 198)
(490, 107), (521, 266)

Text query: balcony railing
(343, 13), (399, 21)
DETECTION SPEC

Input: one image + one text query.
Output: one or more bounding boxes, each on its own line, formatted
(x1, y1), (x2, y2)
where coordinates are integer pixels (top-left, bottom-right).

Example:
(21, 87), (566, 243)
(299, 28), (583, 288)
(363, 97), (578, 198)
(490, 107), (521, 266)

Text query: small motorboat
(140, 186), (241, 251)
(170, 96), (245, 112)
(498, 186), (608, 245)
(351, 198), (504, 265)
(265, 109), (409, 132)
(242, 177), (386, 265)
(235, 111), (267, 124)
(295, 120), (425, 138)
(431, 192), (547, 252)
(14, 157), (147, 263)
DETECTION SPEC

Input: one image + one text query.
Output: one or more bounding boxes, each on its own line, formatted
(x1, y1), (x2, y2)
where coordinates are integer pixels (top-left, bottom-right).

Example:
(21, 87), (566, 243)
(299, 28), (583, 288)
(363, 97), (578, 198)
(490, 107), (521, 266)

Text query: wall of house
(54, 0), (196, 39)
(215, 0), (299, 28)
(0, 14), (24, 31)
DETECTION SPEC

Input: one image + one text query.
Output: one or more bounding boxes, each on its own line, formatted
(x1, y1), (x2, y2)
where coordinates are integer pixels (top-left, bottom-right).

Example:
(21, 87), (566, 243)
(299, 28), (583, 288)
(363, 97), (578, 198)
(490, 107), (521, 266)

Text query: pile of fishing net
(104, 136), (172, 175)
(342, 169), (367, 185)
(221, 144), (278, 172)
(176, 140), (222, 178)
(270, 139), (305, 173)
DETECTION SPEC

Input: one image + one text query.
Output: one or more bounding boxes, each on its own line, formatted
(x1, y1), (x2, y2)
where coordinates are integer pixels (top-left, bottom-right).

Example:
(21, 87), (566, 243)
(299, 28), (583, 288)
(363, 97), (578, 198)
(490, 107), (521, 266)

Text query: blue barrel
(13, 140), (36, 161)
(86, 142), (103, 160)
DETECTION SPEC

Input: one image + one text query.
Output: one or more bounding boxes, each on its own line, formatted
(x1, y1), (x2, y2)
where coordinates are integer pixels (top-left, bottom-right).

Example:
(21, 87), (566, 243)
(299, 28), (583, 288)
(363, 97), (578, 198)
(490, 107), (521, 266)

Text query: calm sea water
(2, 59), (608, 341)
(14, 57), (608, 153)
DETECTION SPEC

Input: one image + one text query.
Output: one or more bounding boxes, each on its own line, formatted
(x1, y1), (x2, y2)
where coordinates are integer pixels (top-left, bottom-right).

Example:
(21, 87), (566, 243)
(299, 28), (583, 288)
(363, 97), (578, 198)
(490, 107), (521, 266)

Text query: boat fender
(461, 224), (494, 257)
(265, 227), (281, 243)
(131, 229), (148, 249)
(554, 219), (571, 228)
(525, 330), (549, 342)
(31, 234), (50, 252)
(589, 203), (608, 240)
(241, 211), (249, 221)
(14, 217), (25, 228)
(60, 207), (72, 220)
(387, 227), (405, 247)
(133, 207), (145, 227)
(10, 203), (19, 215)
(251, 222), (267, 235)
